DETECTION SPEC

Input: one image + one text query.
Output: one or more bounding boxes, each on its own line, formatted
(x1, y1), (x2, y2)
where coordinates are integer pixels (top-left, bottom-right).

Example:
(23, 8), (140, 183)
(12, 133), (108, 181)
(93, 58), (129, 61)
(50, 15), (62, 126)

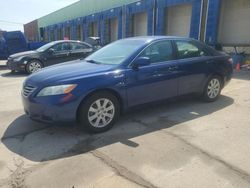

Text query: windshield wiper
(86, 59), (102, 64)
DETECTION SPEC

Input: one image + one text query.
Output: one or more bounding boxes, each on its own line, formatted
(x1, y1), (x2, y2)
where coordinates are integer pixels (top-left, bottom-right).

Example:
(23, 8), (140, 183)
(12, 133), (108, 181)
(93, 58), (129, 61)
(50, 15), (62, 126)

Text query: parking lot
(0, 60), (250, 188)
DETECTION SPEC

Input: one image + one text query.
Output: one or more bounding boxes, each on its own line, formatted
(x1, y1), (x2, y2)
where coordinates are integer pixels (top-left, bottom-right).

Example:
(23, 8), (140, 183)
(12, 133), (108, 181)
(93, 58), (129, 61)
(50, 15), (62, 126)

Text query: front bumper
(7, 59), (26, 71)
(22, 92), (80, 124)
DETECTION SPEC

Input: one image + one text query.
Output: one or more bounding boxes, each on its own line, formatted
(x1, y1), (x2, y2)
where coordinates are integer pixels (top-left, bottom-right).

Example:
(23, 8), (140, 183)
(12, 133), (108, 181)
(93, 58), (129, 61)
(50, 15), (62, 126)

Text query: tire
(78, 91), (120, 133)
(26, 60), (43, 74)
(202, 75), (222, 102)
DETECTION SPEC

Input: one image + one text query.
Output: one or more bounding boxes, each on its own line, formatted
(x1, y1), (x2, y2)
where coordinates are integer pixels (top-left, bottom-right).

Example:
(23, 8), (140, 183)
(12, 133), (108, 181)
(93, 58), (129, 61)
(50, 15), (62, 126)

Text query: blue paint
(85, 13), (102, 39)
(125, 0), (155, 37)
(22, 36), (233, 124)
(100, 6), (123, 44)
(205, 0), (221, 45)
(156, 0), (202, 39)
(42, 0), (224, 45)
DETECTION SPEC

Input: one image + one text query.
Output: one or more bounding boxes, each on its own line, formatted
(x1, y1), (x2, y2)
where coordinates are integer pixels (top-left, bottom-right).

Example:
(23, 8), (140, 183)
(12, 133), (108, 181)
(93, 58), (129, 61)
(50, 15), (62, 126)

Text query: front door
(125, 40), (180, 107)
(46, 42), (72, 66)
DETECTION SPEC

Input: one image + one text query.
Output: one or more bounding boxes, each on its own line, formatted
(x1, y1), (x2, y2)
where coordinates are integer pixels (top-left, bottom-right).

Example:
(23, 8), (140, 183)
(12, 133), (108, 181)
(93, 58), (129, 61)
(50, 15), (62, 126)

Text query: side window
(51, 43), (71, 52)
(61, 43), (71, 51)
(71, 43), (89, 50)
(176, 41), (207, 59)
(139, 40), (174, 63)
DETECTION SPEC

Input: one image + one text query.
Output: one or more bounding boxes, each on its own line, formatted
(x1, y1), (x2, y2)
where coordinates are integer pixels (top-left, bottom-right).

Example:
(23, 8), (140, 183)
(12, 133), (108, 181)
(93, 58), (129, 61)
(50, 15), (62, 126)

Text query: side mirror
(48, 48), (55, 54)
(132, 57), (150, 69)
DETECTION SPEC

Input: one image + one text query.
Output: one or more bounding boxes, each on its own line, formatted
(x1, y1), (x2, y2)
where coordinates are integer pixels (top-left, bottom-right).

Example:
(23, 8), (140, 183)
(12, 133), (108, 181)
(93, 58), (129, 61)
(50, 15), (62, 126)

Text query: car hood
(9, 51), (37, 58)
(25, 60), (115, 86)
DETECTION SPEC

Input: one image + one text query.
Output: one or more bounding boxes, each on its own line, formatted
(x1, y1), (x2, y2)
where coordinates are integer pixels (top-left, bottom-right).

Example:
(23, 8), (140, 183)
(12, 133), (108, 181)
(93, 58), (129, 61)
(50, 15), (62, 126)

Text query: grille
(22, 85), (36, 97)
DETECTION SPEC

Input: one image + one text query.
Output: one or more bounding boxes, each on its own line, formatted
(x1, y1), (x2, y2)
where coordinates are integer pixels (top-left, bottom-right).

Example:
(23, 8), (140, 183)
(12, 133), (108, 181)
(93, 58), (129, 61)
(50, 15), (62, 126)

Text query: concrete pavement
(0, 68), (250, 188)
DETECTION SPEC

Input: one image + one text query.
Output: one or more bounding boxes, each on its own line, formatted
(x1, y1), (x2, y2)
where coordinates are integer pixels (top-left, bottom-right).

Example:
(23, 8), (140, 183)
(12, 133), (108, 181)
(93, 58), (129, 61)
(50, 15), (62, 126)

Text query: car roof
(124, 36), (194, 43)
(50, 40), (92, 47)
(52, 40), (85, 43)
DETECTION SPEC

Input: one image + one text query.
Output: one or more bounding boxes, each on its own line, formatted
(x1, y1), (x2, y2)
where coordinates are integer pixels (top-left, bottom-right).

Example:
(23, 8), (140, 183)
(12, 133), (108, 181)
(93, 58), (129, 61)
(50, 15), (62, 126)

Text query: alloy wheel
(87, 98), (115, 128)
(28, 61), (42, 73)
(207, 78), (221, 99)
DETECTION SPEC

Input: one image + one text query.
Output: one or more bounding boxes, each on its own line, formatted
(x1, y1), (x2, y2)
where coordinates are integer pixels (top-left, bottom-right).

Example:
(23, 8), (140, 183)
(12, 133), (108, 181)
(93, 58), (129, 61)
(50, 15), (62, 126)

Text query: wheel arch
(76, 88), (124, 121)
(211, 72), (225, 88)
(26, 58), (44, 67)
(25, 58), (44, 73)
(201, 73), (225, 94)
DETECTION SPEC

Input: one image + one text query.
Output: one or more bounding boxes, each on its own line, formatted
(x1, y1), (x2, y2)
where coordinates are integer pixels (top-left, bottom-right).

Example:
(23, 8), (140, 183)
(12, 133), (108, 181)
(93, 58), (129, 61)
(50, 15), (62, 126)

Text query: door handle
(168, 66), (179, 71)
(152, 71), (160, 77)
(206, 60), (214, 64)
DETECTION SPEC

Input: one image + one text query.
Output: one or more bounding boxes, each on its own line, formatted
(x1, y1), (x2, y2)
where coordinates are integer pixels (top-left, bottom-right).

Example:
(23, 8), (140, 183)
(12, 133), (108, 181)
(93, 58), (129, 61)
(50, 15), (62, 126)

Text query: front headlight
(13, 56), (25, 62)
(37, 84), (77, 97)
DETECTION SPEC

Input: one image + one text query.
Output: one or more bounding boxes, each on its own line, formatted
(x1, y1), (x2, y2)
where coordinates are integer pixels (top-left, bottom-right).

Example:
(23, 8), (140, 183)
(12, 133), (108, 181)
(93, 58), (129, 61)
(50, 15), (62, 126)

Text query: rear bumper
(223, 65), (233, 88)
(223, 74), (232, 87)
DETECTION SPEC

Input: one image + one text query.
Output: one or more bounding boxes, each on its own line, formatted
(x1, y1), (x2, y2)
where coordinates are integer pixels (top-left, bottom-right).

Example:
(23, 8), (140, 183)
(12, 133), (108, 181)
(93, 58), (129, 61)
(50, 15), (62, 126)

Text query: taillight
(227, 58), (233, 65)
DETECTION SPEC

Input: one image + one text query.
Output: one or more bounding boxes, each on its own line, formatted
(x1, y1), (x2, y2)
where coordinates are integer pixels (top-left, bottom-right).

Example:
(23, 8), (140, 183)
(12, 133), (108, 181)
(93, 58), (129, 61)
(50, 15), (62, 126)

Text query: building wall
(24, 20), (38, 42)
(37, 0), (139, 28)
(30, 0), (250, 49)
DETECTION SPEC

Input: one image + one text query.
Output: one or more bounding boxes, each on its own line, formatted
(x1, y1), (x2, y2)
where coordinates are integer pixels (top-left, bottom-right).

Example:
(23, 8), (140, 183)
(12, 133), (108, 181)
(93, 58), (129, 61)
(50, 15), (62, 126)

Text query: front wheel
(26, 60), (43, 74)
(78, 92), (120, 133)
(202, 76), (222, 102)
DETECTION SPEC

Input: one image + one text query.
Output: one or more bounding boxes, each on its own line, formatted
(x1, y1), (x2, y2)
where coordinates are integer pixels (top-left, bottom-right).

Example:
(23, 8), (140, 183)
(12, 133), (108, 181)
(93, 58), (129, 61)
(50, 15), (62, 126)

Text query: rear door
(173, 40), (213, 95)
(69, 42), (93, 60)
(126, 40), (181, 107)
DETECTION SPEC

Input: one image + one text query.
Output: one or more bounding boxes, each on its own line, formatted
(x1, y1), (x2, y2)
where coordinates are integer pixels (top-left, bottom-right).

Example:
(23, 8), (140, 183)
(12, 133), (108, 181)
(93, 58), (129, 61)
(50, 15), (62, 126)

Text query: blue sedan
(22, 36), (233, 132)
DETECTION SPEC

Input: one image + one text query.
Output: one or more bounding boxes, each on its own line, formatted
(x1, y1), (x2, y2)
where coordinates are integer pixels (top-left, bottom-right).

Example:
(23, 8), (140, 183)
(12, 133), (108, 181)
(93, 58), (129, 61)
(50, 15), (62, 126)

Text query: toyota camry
(22, 36), (233, 132)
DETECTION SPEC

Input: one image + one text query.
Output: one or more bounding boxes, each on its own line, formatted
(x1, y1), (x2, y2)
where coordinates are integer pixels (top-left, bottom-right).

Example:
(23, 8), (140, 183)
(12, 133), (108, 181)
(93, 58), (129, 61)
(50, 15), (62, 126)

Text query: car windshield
(85, 39), (146, 65)
(36, 42), (57, 52)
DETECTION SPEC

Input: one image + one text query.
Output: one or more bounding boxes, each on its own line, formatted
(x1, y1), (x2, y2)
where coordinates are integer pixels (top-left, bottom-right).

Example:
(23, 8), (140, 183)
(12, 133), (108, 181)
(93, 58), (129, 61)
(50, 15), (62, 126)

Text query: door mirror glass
(48, 48), (55, 54)
(133, 57), (150, 68)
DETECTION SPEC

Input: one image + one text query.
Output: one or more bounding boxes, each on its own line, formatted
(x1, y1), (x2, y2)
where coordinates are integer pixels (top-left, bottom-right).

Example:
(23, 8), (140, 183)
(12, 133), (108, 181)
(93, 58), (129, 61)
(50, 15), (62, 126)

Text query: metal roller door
(57, 28), (63, 40)
(165, 4), (192, 37)
(76, 25), (83, 41)
(44, 30), (48, 42)
(218, 0), (250, 45)
(133, 12), (147, 36)
(65, 27), (71, 39)
(93, 22), (98, 37)
(110, 18), (118, 42)
(50, 30), (54, 41)
(89, 22), (98, 37)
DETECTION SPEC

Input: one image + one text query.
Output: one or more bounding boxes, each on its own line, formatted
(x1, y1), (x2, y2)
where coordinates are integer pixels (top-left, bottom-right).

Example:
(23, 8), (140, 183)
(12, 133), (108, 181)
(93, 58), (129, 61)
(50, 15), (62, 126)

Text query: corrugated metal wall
(37, 0), (139, 28)
(31, 0), (250, 46)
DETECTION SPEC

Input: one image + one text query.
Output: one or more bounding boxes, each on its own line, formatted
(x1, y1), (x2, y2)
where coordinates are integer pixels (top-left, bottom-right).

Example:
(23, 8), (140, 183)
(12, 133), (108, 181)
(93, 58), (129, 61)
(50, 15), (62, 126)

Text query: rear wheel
(202, 76), (222, 102)
(26, 60), (43, 74)
(78, 92), (120, 133)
